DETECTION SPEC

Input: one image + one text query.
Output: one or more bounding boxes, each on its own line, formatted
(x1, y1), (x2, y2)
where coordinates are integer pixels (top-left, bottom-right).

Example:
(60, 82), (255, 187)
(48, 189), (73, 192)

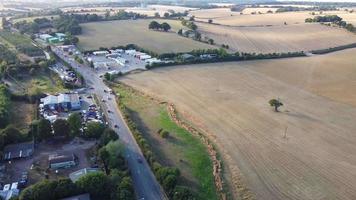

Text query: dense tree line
(305, 15), (342, 23)
(147, 48), (306, 69)
(14, 17), (53, 34)
(0, 84), (11, 129)
(54, 15), (82, 35)
(305, 15), (355, 32)
(18, 171), (133, 200)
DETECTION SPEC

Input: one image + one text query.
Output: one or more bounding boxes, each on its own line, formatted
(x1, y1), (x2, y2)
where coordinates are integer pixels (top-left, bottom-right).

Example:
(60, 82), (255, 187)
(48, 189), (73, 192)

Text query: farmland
(78, 19), (215, 53)
(119, 48), (356, 200)
(196, 22), (356, 53)
(190, 8), (356, 26)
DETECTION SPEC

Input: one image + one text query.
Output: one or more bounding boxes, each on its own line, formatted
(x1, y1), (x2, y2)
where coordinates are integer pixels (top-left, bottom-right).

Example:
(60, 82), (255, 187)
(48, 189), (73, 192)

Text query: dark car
(114, 125), (119, 128)
(19, 172), (28, 188)
(137, 157), (143, 164)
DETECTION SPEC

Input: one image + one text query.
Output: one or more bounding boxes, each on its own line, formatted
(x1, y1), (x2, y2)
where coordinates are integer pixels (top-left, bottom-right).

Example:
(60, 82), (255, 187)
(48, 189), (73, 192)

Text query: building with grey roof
(3, 141), (34, 160)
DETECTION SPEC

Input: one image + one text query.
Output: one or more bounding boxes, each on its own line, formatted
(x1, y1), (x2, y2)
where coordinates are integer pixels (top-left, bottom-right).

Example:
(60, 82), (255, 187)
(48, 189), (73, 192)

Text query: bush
(160, 130), (169, 138)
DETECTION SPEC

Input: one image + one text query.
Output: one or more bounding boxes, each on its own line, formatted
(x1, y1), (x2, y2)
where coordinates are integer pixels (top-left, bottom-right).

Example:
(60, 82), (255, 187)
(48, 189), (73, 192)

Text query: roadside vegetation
(111, 82), (218, 200)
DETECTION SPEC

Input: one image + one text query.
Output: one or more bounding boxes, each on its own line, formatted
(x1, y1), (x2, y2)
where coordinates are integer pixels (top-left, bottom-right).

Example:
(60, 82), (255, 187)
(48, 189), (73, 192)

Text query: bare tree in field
(269, 99), (283, 112)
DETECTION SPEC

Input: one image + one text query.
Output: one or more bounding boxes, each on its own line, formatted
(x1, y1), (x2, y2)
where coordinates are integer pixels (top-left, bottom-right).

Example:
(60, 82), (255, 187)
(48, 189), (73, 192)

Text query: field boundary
(310, 42), (356, 54)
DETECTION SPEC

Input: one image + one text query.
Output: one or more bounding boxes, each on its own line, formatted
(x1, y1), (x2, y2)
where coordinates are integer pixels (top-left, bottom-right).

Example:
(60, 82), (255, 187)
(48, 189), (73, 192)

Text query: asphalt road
(52, 47), (167, 200)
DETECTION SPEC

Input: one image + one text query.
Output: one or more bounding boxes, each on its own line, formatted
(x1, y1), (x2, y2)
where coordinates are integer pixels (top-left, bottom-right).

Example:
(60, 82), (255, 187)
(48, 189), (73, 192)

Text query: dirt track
(119, 49), (356, 200)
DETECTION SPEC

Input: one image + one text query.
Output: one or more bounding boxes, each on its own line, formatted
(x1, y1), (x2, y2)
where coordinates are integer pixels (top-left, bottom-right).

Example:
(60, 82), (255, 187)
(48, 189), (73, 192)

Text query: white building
(93, 51), (109, 56)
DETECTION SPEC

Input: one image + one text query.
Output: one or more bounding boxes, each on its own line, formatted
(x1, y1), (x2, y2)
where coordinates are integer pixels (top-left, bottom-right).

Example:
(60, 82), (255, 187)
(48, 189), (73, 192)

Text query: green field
(78, 19), (216, 53)
(113, 83), (218, 200)
(9, 69), (67, 96)
(0, 30), (32, 46)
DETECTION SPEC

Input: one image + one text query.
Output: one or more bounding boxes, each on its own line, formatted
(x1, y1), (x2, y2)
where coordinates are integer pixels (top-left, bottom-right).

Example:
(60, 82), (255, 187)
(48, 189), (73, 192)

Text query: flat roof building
(49, 153), (77, 169)
(3, 141), (34, 160)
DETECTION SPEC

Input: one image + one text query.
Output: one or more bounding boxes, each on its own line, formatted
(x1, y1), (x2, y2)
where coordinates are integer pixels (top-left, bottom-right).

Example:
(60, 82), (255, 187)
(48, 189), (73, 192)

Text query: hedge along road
(52, 46), (167, 200)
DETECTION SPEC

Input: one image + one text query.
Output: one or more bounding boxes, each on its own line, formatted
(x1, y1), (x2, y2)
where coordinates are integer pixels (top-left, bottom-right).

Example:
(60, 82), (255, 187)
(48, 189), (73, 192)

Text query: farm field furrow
(196, 22), (356, 53)
(119, 48), (356, 200)
(78, 19), (215, 53)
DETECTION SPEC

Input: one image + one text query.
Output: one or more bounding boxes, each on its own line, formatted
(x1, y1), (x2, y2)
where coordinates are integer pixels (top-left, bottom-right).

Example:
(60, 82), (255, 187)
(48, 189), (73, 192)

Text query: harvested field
(78, 19), (215, 53)
(191, 9), (356, 26)
(242, 7), (279, 14)
(119, 48), (356, 200)
(196, 22), (356, 53)
(126, 5), (197, 17)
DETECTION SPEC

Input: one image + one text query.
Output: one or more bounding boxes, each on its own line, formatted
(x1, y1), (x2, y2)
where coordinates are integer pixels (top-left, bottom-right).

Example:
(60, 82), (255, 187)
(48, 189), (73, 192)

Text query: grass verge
(111, 82), (218, 200)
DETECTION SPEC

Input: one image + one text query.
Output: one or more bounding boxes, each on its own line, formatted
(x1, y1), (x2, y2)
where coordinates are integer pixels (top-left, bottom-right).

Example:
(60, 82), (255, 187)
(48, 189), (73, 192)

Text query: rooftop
(49, 153), (76, 165)
(3, 141), (34, 160)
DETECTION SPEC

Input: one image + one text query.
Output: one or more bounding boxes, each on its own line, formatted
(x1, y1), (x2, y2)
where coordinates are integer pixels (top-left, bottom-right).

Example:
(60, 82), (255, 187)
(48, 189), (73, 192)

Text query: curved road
(53, 47), (166, 200)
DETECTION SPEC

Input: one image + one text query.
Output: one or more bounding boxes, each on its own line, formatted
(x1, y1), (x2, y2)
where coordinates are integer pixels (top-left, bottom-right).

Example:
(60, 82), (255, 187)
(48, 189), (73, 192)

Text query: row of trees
(18, 170), (133, 200)
(148, 48), (306, 69)
(148, 21), (172, 32)
(305, 15), (342, 23)
(305, 15), (355, 32)
(30, 114), (107, 142)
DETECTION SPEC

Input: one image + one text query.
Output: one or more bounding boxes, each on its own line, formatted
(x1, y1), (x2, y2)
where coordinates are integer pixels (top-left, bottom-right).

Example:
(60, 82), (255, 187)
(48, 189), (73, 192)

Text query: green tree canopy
(53, 119), (70, 138)
(67, 113), (82, 138)
(76, 172), (112, 200)
(99, 128), (118, 146)
(85, 121), (105, 138)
